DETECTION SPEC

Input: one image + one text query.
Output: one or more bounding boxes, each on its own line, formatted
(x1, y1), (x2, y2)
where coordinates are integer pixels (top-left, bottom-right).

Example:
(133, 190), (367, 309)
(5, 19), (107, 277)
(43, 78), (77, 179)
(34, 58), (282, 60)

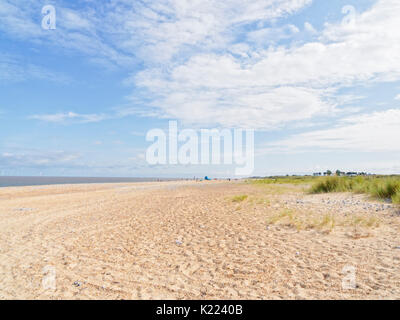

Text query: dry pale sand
(1, 180), (400, 299)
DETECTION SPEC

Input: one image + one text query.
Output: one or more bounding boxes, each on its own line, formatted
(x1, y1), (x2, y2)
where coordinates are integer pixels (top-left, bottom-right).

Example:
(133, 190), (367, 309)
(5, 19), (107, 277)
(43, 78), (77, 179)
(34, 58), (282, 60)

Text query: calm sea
(0, 176), (176, 187)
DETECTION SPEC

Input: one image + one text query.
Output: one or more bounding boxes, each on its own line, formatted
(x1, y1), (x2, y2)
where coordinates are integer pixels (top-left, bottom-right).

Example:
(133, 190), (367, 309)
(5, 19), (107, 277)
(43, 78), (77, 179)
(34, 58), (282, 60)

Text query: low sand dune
(0, 180), (399, 299)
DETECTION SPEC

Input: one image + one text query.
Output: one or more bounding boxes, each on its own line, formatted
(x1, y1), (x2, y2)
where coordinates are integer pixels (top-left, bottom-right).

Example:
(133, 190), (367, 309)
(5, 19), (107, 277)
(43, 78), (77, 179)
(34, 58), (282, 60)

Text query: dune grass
(231, 194), (248, 202)
(249, 176), (316, 185)
(266, 208), (380, 233)
(309, 176), (400, 204)
(249, 175), (400, 204)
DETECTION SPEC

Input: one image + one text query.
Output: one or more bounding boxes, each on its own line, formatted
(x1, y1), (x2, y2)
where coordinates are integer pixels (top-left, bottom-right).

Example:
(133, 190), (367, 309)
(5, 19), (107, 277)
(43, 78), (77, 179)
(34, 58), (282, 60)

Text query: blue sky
(1, 0), (399, 177)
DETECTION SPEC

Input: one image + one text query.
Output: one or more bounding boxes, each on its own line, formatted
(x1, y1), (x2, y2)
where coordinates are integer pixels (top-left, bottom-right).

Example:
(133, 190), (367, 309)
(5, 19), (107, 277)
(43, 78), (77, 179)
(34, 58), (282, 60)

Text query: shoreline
(0, 176), (185, 188)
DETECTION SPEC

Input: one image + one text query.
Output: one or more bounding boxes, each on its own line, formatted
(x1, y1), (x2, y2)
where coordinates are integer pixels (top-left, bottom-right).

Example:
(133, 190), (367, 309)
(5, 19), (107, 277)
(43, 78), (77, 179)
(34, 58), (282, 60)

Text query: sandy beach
(1, 180), (400, 299)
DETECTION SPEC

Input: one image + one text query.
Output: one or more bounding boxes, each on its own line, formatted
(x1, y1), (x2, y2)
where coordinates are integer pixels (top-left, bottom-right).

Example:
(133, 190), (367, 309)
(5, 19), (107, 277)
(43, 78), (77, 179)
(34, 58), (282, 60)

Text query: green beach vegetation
(309, 176), (400, 204)
(231, 194), (248, 202)
(248, 176), (316, 185)
(248, 175), (400, 204)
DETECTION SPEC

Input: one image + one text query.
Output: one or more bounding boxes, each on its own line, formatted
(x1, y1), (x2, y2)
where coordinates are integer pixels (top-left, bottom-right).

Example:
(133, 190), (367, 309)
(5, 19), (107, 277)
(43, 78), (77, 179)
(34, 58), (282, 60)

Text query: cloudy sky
(1, 0), (399, 177)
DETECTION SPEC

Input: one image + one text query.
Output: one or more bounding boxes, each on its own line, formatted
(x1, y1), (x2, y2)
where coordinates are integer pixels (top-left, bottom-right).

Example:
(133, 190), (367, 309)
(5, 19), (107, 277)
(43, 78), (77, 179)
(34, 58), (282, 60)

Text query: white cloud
(304, 22), (317, 34)
(395, 94), (400, 100)
(0, 0), (312, 67)
(129, 0), (400, 129)
(247, 24), (300, 45)
(0, 1), (43, 38)
(4, 0), (400, 132)
(61, 9), (93, 31)
(30, 112), (107, 123)
(110, 0), (312, 63)
(0, 150), (80, 168)
(265, 109), (400, 153)
(0, 53), (70, 83)
(0, 1), (134, 68)
(0, 148), (154, 174)
(133, 77), (334, 128)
